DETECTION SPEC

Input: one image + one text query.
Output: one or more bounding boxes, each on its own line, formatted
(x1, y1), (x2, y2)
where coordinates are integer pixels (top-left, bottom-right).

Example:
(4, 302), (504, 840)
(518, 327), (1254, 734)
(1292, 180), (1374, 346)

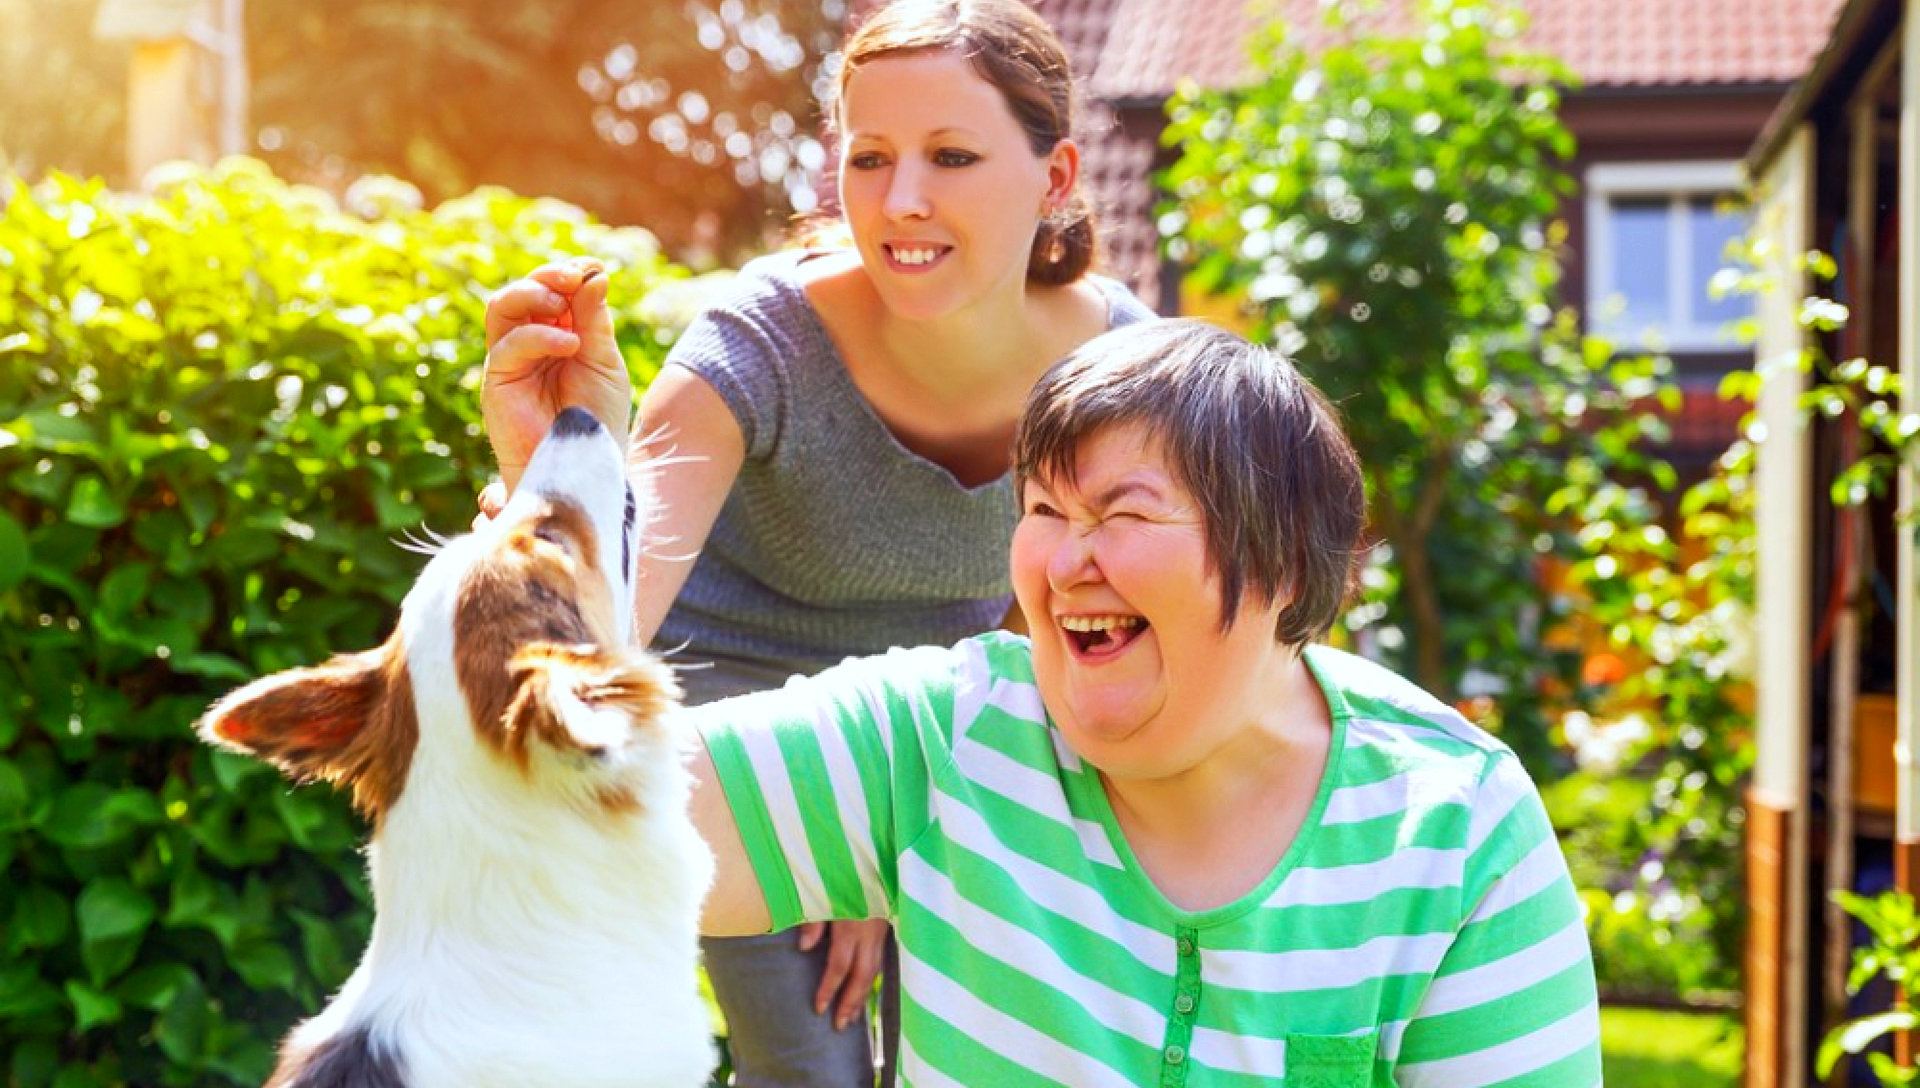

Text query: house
(1745, 0), (1919, 1084)
(1028, 0), (1840, 473)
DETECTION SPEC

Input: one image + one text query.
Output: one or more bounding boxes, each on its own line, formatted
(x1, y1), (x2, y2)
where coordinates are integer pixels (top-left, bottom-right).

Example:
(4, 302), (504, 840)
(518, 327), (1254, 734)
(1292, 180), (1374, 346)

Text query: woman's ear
(1043, 138), (1081, 212)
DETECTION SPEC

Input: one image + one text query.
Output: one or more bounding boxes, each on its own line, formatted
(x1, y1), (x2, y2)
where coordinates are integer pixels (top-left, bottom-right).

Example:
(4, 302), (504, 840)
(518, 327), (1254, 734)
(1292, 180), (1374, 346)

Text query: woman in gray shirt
(478, 1), (1150, 1083)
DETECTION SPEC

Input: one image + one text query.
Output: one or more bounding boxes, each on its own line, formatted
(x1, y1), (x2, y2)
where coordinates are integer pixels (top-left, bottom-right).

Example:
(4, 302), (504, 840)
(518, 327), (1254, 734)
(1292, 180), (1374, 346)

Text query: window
(1585, 161), (1752, 352)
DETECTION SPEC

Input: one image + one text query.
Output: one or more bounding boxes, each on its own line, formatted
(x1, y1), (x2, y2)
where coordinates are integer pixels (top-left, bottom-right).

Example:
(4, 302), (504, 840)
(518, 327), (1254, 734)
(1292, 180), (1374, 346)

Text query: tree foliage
(1, 0), (846, 264)
(0, 161), (698, 1085)
(1160, 0), (1672, 771)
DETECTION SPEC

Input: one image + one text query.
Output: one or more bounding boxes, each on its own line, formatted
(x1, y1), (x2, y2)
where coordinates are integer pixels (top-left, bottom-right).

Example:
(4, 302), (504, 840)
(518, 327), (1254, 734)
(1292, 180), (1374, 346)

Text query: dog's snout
(551, 407), (605, 439)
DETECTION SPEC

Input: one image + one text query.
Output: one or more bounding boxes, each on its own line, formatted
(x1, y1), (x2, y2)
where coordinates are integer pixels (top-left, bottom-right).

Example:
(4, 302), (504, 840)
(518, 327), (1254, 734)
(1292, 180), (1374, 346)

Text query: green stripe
(1396, 960), (1596, 1063)
(911, 826), (1174, 1001)
(1436, 883), (1583, 975)
(773, 722), (867, 919)
(702, 726), (802, 929)
(899, 905), (1162, 1080)
(1485, 1035), (1602, 1088)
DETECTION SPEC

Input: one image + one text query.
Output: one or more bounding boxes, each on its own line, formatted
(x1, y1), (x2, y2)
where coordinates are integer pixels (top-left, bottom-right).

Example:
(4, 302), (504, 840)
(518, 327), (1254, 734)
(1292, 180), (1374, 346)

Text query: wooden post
(1750, 121), (1816, 1088)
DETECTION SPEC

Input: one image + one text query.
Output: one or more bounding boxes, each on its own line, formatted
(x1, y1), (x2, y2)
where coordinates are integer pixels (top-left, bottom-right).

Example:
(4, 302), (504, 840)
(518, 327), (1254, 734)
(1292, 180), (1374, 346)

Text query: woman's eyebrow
(1089, 479), (1166, 509)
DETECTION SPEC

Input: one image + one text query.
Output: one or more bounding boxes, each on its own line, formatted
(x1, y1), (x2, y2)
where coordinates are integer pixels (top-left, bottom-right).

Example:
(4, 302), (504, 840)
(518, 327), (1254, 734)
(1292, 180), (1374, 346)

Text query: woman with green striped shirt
(687, 319), (1601, 1087)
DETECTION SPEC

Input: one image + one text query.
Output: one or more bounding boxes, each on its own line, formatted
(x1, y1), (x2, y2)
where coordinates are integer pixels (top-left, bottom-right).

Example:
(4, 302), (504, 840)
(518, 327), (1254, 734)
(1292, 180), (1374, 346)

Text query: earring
(1046, 230), (1066, 265)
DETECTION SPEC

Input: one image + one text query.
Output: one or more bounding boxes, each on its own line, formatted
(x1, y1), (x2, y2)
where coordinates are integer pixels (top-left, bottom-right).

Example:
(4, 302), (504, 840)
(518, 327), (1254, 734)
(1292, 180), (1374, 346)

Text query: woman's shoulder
(1083, 272), (1157, 327)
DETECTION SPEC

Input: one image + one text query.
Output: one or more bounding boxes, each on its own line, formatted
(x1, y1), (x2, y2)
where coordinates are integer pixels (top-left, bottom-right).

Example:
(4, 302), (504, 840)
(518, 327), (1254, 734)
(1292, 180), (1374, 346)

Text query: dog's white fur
(198, 409), (715, 1088)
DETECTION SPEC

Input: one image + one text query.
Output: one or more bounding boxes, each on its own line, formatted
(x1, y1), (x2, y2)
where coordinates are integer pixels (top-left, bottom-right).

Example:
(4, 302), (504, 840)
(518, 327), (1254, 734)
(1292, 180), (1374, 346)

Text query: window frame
(1584, 160), (1749, 353)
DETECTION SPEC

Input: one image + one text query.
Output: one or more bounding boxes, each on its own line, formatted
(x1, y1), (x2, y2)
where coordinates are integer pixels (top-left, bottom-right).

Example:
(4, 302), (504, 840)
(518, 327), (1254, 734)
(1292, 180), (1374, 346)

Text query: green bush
(0, 159), (693, 1085)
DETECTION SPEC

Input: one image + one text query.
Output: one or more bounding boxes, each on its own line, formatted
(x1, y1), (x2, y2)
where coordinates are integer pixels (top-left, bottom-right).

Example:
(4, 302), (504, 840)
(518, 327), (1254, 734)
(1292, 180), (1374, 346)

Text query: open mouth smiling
(886, 243), (950, 267)
(1060, 614), (1148, 657)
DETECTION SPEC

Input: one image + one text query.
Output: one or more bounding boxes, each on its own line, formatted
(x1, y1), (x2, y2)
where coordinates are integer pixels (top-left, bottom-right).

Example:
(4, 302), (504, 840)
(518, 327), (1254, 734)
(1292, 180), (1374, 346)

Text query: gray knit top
(652, 249), (1154, 705)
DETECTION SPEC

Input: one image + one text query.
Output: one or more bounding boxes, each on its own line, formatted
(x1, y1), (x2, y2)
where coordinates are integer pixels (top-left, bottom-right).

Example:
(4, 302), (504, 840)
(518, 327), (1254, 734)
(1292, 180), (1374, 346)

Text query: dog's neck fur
(202, 410), (715, 1088)
(282, 571), (714, 1088)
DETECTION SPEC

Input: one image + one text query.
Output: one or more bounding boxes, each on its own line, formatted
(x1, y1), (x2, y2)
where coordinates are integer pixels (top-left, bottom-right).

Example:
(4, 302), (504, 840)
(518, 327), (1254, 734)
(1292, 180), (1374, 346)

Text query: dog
(197, 407), (716, 1088)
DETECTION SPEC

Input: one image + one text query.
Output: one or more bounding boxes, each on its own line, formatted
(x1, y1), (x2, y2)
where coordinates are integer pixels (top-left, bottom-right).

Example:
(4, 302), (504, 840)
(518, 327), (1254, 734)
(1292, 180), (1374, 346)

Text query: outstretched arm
(690, 737), (773, 937)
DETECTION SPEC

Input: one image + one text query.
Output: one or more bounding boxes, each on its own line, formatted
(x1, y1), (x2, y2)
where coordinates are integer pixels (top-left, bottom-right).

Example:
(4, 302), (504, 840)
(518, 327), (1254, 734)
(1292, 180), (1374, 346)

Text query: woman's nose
(884, 163), (931, 221)
(1046, 526), (1099, 591)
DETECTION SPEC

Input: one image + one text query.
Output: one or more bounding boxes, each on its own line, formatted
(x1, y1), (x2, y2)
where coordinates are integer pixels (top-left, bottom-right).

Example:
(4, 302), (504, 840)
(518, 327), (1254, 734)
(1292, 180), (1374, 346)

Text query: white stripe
(1204, 930), (1455, 994)
(856, 680), (897, 770)
(1269, 848), (1465, 908)
(954, 731), (1074, 822)
(934, 792), (1176, 974)
(1466, 758), (1529, 856)
(898, 1038), (965, 1088)
(815, 709), (888, 919)
(949, 639), (993, 735)
(952, 734), (1125, 869)
(1189, 1026), (1288, 1077)
(1396, 1001), (1599, 1088)
(741, 720), (831, 917)
(1074, 817), (1125, 869)
(1344, 701), (1490, 752)
(900, 947), (1141, 1088)
(982, 674), (1046, 724)
(1415, 918), (1590, 1019)
(1468, 838), (1571, 925)
(902, 853), (1166, 1047)
(1320, 774), (1417, 825)
(1379, 1018), (1410, 1062)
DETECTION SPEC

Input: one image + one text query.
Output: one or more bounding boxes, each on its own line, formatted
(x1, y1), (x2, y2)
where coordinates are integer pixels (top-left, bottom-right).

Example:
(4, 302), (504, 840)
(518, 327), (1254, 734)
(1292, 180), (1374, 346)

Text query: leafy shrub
(0, 160), (691, 1085)
(1818, 889), (1919, 1087)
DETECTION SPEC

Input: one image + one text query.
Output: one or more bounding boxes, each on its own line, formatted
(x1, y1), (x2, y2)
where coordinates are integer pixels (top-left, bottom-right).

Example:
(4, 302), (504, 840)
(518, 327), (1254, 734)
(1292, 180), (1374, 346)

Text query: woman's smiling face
(1011, 423), (1292, 781)
(835, 48), (1072, 320)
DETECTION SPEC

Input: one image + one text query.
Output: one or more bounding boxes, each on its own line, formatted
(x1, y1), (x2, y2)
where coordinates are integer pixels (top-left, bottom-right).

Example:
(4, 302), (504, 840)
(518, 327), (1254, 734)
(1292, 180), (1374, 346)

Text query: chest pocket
(1285, 1030), (1378, 1087)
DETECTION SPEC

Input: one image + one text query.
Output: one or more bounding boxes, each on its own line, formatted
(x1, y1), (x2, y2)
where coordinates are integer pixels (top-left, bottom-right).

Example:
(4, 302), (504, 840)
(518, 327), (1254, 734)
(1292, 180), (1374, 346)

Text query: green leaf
(63, 979), (124, 1032)
(229, 938), (299, 992)
(0, 962), (63, 1019)
(65, 474), (127, 528)
(0, 758), (28, 825)
(154, 972), (211, 1063)
(42, 784), (163, 849)
(9, 1039), (58, 1088)
(0, 510), (28, 592)
(113, 961), (195, 1011)
(76, 877), (159, 983)
(77, 877), (157, 944)
(1820, 1009), (1920, 1074)
(8, 884), (71, 952)
(51, 1065), (107, 1088)
(97, 561), (153, 615)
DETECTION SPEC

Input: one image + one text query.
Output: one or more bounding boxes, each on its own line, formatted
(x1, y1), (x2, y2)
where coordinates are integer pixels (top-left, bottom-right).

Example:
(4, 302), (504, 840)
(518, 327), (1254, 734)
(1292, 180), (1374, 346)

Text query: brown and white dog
(197, 407), (715, 1088)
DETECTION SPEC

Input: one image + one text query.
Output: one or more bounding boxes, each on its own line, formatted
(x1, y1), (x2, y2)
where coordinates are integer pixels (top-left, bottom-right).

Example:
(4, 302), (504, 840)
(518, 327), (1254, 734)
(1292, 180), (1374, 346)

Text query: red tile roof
(1061, 0), (1844, 98)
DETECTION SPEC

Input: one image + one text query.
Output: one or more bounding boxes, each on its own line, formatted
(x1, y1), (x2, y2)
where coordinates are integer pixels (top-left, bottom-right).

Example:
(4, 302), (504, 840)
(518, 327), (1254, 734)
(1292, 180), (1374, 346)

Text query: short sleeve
(691, 642), (961, 931)
(659, 263), (804, 461)
(1390, 753), (1602, 1087)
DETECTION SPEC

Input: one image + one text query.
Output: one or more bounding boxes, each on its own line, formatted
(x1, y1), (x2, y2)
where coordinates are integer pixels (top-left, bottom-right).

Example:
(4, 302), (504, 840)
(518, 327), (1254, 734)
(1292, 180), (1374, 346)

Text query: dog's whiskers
(394, 525), (453, 557)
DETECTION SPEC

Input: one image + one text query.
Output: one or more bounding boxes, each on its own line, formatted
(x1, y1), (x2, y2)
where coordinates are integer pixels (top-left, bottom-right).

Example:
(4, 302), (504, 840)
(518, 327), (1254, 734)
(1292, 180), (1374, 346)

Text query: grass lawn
(1601, 1004), (1744, 1088)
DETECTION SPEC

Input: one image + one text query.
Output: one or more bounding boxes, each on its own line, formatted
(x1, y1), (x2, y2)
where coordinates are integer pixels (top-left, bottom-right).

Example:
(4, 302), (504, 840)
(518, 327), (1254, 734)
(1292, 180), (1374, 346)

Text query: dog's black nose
(552, 407), (605, 439)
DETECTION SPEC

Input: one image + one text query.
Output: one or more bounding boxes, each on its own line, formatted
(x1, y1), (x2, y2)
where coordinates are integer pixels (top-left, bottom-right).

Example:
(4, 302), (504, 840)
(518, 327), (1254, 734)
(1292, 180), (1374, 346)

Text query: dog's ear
(196, 638), (417, 818)
(502, 644), (681, 761)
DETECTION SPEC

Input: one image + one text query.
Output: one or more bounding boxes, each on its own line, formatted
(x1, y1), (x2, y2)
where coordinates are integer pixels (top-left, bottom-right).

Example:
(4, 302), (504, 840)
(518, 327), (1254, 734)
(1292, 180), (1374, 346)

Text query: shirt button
(1177, 937), (1195, 955)
(1165, 1045), (1187, 1065)
(1174, 994), (1195, 1015)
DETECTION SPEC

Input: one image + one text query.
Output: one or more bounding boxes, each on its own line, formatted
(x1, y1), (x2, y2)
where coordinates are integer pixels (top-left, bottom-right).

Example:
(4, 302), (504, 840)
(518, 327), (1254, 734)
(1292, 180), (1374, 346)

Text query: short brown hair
(835, 0), (1095, 284)
(1014, 320), (1367, 645)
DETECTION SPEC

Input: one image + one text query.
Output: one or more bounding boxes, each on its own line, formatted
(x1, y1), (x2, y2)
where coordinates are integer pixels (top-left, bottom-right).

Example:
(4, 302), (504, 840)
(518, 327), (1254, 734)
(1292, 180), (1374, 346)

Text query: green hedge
(0, 160), (706, 1085)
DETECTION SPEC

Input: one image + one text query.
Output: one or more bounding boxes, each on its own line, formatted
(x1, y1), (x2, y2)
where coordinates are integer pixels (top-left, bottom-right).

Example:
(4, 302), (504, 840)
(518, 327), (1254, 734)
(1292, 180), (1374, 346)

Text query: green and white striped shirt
(697, 633), (1600, 1087)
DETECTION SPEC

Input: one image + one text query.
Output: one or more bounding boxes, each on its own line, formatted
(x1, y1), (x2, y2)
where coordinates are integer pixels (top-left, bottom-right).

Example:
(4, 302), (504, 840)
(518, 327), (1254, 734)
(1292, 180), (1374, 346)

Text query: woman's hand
(482, 257), (630, 493)
(800, 919), (891, 1031)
